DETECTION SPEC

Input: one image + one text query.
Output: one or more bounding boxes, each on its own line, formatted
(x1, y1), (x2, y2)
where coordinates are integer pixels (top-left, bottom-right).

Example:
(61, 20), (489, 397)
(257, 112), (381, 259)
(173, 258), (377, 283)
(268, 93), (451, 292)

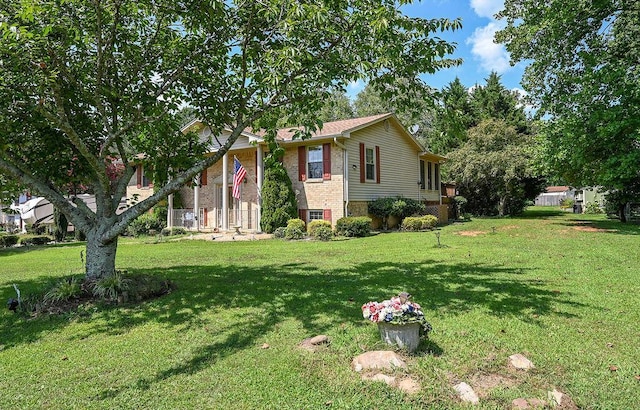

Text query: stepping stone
(509, 353), (535, 370)
(351, 351), (407, 372)
(299, 335), (330, 351)
(512, 398), (547, 409)
(397, 378), (421, 394)
(362, 373), (396, 386)
(453, 381), (479, 404)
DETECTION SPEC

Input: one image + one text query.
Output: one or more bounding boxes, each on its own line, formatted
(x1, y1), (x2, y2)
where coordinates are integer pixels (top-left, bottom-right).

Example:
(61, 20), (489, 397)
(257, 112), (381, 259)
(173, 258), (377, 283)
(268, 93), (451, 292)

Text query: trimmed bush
(161, 227), (188, 236)
(0, 234), (19, 247)
(308, 220), (331, 234)
(127, 212), (166, 236)
(311, 225), (333, 241)
(19, 236), (51, 246)
(284, 218), (306, 240)
(335, 216), (371, 237)
(420, 215), (438, 229)
(260, 163), (298, 233)
(273, 226), (287, 239)
(401, 217), (423, 231)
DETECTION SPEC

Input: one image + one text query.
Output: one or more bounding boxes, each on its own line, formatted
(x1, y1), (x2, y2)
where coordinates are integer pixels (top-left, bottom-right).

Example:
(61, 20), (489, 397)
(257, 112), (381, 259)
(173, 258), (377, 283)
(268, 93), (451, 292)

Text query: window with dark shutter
(359, 143), (365, 183)
(420, 160), (425, 189)
(322, 143), (331, 180)
(298, 146), (306, 181)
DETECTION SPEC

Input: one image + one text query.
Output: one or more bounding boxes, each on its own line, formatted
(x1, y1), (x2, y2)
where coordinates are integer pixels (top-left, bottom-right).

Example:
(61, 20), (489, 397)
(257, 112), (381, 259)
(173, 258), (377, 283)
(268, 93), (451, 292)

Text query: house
(534, 186), (574, 207)
(127, 113), (447, 232)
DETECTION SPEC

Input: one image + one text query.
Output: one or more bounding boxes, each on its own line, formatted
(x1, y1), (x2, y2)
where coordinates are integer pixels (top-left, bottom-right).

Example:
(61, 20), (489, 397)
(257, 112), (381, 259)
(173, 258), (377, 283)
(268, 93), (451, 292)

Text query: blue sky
(347, 0), (526, 97)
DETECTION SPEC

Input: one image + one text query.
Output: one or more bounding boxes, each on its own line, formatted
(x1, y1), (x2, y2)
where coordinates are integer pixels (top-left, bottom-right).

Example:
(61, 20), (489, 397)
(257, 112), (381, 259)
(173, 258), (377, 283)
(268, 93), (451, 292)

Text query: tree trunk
(619, 203), (627, 223)
(85, 232), (119, 279)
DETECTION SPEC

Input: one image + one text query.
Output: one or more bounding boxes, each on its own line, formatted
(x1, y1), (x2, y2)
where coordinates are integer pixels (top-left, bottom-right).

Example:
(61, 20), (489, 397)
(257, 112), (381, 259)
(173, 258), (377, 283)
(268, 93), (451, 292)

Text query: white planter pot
(377, 322), (421, 352)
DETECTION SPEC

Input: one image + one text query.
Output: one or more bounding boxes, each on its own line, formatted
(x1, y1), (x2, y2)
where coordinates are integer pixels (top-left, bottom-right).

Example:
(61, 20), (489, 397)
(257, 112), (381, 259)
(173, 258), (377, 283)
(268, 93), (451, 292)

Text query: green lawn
(1, 208), (639, 409)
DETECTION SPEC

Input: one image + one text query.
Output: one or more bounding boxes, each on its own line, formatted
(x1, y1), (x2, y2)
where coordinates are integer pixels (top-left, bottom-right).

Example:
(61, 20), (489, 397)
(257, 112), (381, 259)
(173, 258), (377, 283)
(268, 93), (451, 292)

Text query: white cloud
(466, 21), (511, 74)
(348, 79), (363, 91)
(470, 0), (504, 19)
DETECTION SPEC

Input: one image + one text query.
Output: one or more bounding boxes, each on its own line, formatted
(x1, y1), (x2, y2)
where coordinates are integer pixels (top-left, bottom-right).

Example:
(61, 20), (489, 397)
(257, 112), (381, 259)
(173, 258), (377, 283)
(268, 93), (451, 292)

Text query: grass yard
(1, 208), (639, 409)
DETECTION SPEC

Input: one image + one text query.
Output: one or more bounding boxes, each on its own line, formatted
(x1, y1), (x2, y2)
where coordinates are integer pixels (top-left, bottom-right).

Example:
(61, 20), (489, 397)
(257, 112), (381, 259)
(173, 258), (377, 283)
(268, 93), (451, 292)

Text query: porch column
(167, 194), (174, 228)
(256, 144), (264, 232)
(193, 174), (200, 231)
(222, 153), (229, 231)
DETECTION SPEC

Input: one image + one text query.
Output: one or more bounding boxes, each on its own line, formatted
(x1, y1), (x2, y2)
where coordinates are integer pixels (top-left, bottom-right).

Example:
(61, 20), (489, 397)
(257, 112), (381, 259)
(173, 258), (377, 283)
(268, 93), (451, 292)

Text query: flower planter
(377, 322), (421, 352)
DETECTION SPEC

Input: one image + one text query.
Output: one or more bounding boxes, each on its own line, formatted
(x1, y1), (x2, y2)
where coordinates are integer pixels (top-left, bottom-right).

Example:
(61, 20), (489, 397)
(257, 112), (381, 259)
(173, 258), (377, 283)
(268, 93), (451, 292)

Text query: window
(434, 163), (440, 189)
(308, 210), (324, 221)
(307, 145), (323, 179)
(420, 160), (425, 189)
(365, 147), (375, 180)
(427, 161), (433, 190)
(137, 165), (153, 188)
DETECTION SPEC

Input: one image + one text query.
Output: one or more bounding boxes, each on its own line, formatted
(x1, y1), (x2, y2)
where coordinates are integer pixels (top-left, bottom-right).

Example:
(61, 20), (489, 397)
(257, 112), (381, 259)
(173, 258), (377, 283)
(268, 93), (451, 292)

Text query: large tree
(496, 1), (640, 218)
(447, 119), (541, 216)
(0, 0), (461, 278)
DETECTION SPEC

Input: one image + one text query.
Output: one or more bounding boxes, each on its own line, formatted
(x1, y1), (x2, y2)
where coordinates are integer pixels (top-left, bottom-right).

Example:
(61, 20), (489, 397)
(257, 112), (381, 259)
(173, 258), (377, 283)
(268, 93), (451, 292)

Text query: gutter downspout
(334, 136), (348, 219)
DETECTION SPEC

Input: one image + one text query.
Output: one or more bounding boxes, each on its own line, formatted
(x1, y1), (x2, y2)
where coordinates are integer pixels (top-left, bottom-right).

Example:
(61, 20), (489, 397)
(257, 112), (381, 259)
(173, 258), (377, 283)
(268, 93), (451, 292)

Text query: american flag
(232, 157), (247, 199)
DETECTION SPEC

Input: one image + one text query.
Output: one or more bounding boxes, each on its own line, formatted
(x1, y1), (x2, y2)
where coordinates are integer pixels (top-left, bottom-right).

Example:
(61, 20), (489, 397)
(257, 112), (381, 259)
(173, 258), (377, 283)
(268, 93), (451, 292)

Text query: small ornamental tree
(260, 160), (298, 234)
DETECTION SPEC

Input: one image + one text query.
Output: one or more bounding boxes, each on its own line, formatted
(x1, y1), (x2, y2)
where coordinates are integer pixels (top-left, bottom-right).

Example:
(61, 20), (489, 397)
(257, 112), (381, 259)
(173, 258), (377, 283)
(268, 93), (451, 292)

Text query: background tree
(0, 0), (461, 279)
(447, 119), (541, 216)
(354, 80), (437, 147)
(496, 1), (640, 221)
(428, 77), (477, 155)
(316, 89), (355, 123)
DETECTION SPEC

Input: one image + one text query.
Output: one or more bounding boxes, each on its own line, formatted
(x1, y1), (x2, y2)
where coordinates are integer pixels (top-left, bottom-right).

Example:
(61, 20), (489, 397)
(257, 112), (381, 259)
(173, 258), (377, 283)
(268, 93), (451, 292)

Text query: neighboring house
(127, 113), (447, 232)
(534, 186), (574, 207)
(574, 187), (606, 213)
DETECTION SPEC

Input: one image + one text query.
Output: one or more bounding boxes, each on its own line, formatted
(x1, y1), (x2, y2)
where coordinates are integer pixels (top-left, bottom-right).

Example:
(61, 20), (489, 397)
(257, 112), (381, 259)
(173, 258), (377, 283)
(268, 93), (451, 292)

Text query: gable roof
(275, 113), (392, 141)
(545, 186), (571, 193)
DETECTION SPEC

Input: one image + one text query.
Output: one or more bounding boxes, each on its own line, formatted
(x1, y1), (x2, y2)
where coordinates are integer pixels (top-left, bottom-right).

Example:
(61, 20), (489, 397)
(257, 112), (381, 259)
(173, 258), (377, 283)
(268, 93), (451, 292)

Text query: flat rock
(397, 378), (421, 394)
(512, 398), (547, 409)
(362, 373), (396, 386)
(548, 389), (578, 409)
(453, 381), (479, 404)
(509, 353), (535, 370)
(351, 351), (407, 372)
(299, 335), (330, 351)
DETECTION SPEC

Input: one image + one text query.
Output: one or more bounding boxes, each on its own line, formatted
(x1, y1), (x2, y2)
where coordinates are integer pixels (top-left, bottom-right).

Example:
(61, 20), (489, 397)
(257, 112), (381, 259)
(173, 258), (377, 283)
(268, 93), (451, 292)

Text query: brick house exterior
(127, 113), (446, 231)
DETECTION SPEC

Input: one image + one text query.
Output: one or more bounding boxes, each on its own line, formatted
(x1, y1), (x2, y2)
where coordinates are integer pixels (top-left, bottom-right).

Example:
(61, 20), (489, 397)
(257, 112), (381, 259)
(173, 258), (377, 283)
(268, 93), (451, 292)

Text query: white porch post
(167, 194), (174, 228)
(222, 153), (229, 231)
(193, 174), (200, 231)
(256, 144), (263, 232)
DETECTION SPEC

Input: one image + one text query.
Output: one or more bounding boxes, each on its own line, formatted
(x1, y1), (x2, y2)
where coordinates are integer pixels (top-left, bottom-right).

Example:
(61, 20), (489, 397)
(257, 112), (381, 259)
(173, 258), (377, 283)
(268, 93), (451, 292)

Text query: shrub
(584, 202), (603, 214)
(453, 196), (468, 218)
(311, 225), (333, 241)
(161, 227), (187, 236)
(420, 215), (438, 229)
(308, 220), (331, 234)
(401, 215), (438, 231)
(273, 226), (287, 239)
(0, 234), (19, 247)
(284, 218), (306, 240)
(19, 235), (51, 246)
(335, 216), (371, 237)
(44, 276), (83, 304)
(91, 270), (131, 301)
(368, 197), (426, 228)
(559, 198), (575, 209)
(75, 229), (86, 241)
(260, 163), (298, 233)
(401, 216), (423, 231)
(127, 212), (166, 236)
